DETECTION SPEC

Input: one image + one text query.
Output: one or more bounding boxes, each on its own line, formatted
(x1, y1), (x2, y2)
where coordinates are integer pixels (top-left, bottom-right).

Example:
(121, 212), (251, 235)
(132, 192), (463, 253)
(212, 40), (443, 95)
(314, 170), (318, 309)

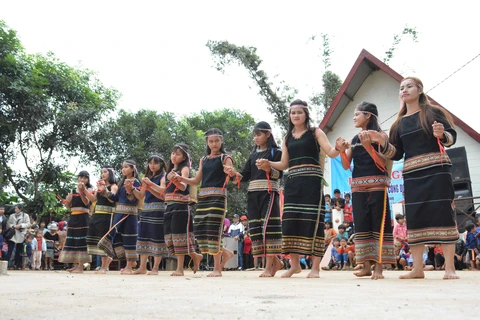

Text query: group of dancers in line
(57, 76), (460, 279)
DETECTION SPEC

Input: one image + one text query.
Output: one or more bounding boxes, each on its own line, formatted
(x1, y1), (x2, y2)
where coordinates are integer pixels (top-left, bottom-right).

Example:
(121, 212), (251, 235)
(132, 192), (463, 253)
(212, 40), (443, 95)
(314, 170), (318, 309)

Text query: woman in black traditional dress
(369, 77), (459, 280)
(85, 167), (117, 274)
(338, 101), (395, 279)
(175, 129), (236, 277)
(258, 100), (341, 278)
(230, 121), (284, 277)
(159, 145), (203, 276)
(58, 171), (92, 273)
(134, 155), (169, 275)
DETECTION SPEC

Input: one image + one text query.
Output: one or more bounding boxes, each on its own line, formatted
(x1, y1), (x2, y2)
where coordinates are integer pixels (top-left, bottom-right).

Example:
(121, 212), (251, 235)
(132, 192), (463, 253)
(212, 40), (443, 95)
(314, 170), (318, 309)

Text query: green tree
(0, 21), (120, 213)
(94, 108), (255, 216)
(206, 39), (343, 132)
(90, 109), (205, 172)
(185, 109), (256, 216)
(206, 40), (297, 133)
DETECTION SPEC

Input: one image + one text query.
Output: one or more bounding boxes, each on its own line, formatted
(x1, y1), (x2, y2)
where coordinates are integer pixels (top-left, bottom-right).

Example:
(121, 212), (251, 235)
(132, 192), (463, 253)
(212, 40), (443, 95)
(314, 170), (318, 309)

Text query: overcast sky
(2, 1), (479, 154)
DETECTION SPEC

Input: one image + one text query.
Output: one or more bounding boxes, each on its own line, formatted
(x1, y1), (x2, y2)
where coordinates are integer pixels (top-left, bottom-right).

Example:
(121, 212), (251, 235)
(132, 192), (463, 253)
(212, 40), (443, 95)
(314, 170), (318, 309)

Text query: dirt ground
(2, 269), (478, 320)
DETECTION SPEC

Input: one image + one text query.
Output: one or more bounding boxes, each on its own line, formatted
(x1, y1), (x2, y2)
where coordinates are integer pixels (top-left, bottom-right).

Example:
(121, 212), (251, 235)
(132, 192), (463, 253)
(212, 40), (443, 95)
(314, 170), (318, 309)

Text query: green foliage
(384, 26), (419, 64)
(93, 108), (255, 213)
(310, 71), (343, 118)
(206, 40), (297, 133)
(207, 39), (343, 130)
(0, 20), (120, 214)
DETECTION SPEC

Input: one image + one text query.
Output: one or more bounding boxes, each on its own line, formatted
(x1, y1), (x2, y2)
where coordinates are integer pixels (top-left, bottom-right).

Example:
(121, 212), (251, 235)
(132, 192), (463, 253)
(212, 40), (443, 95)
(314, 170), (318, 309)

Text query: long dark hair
(118, 159), (138, 189)
(205, 128), (226, 155)
(166, 144), (191, 174)
(101, 167), (117, 185)
(286, 99), (312, 139)
(252, 121), (278, 152)
(145, 154), (166, 179)
(390, 77), (455, 144)
(356, 101), (382, 132)
(78, 170), (92, 189)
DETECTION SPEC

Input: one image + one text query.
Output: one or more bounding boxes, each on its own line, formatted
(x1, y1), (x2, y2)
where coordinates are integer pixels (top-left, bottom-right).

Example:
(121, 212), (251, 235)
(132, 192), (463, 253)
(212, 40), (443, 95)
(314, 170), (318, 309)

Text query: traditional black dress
(282, 129), (325, 257)
(350, 134), (395, 264)
(381, 109), (459, 245)
(137, 174), (168, 257)
(86, 185), (115, 256)
(59, 189), (91, 263)
(241, 148), (283, 257)
(194, 154), (231, 255)
(164, 170), (195, 256)
(98, 179), (140, 261)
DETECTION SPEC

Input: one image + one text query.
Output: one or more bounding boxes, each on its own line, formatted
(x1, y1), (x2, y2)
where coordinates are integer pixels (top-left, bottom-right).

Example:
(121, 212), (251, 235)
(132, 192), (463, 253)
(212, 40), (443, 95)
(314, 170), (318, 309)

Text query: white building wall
(324, 70), (480, 197)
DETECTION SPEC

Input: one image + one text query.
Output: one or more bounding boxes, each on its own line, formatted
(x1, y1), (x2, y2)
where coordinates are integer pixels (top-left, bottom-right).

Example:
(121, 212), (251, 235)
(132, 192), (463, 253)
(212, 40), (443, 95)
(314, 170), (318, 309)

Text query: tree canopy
(0, 20), (120, 214)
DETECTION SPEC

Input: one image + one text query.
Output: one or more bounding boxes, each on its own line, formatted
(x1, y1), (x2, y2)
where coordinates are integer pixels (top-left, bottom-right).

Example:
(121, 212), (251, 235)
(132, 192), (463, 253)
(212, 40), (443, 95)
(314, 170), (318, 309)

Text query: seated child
(337, 238), (350, 270)
(335, 225), (349, 241)
(324, 238), (341, 270)
(465, 223), (479, 271)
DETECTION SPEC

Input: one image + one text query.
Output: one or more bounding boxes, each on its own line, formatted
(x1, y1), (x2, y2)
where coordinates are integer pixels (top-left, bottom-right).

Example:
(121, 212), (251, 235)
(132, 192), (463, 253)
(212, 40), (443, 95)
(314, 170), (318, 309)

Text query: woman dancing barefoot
(258, 100), (340, 278)
(369, 77), (459, 280)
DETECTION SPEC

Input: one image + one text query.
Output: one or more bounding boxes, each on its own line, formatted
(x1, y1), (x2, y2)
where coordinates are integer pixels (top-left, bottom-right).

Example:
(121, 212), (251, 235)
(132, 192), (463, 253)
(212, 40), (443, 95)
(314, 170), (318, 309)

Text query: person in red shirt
(343, 193), (354, 228)
(243, 231), (253, 270)
(434, 244), (445, 270)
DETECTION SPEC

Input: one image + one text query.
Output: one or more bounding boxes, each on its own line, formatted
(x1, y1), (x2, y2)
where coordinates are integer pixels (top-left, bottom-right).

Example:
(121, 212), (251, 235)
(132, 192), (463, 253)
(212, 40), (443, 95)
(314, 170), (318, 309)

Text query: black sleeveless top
(201, 154), (229, 188)
(351, 134), (386, 179)
(165, 169), (189, 196)
(96, 185), (115, 207)
(286, 129), (320, 167)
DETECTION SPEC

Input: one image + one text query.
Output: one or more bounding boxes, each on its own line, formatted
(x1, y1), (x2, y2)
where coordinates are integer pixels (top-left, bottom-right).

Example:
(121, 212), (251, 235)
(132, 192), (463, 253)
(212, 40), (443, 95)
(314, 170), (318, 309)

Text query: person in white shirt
(228, 214), (245, 270)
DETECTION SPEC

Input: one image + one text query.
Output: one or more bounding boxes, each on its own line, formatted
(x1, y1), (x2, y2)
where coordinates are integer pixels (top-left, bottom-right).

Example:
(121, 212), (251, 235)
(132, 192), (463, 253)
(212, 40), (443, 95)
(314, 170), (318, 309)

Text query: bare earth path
(2, 270), (478, 319)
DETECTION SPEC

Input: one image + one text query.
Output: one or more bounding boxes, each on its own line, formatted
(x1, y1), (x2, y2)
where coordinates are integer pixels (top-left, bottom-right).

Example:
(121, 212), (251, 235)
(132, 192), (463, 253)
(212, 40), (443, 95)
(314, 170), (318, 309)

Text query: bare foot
(66, 267), (76, 273)
(443, 270), (460, 280)
(170, 270), (184, 276)
(191, 253), (203, 274)
(259, 270), (273, 277)
(354, 264), (363, 270)
(121, 268), (134, 275)
(371, 263), (384, 280)
(399, 269), (425, 279)
(95, 268), (107, 274)
(132, 269), (147, 275)
(147, 269), (159, 275)
(281, 267), (302, 278)
(354, 268), (372, 277)
(220, 250), (234, 269)
(207, 270), (222, 277)
(70, 268), (83, 274)
(270, 259), (284, 277)
(307, 269), (320, 278)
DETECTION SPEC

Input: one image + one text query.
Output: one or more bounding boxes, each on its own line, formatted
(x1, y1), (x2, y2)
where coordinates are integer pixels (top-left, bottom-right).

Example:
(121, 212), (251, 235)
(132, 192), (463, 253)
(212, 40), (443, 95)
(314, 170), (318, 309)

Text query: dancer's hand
(142, 177), (152, 185)
(432, 121), (444, 138)
(223, 165), (236, 176)
(167, 171), (180, 182)
(97, 180), (106, 192)
(335, 137), (349, 152)
(256, 159), (271, 172)
(367, 130), (385, 145)
(358, 131), (372, 149)
(77, 182), (86, 193)
(124, 178), (134, 193)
